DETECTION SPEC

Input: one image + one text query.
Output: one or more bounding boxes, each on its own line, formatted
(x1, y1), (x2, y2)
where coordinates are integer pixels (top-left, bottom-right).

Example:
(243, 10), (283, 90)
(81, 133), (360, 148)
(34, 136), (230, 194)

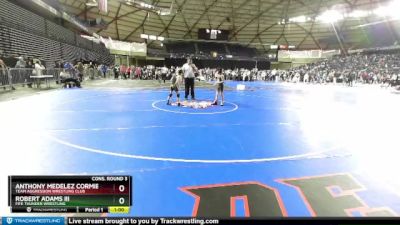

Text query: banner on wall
(278, 50), (340, 59)
(98, 0), (108, 13)
(100, 37), (147, 56)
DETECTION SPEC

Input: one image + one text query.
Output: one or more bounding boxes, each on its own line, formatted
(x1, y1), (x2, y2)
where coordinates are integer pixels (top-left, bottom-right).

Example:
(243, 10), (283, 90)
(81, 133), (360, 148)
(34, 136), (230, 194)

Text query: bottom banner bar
(65, 217), (400, 225)
(2, 217), (400, 225)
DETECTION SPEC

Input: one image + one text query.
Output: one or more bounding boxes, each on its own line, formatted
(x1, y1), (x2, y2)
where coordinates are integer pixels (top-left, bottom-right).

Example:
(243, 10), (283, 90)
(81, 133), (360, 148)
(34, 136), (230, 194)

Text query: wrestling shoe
(178, 102), (181, 107)
(211, 101), (218, 106)
(220, 102), (224, 106)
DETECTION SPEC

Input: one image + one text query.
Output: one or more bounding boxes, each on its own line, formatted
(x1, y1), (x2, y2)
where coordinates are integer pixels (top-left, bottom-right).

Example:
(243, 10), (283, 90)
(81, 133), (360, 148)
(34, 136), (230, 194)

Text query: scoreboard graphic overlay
(8, 176), (132, 213)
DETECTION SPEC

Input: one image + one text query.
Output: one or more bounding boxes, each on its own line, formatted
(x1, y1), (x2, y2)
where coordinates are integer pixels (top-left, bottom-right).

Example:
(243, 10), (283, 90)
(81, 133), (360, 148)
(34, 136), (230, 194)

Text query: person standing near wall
(182, 58), (198, 100)
(161, 65), (168, 83)
(0, 57), (9, 89)
(135, 66), (141, 79)
(113, 65), (119, 79)
(15, 56), (29, 87)
(76, 61), (84, 81)
(34, 60), (45, 76)
(101, 64), (108, 78)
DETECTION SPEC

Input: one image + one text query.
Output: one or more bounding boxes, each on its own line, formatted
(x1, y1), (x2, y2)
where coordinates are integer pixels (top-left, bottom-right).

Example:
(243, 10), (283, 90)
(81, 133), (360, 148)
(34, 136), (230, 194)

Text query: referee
(182, 58), (198, 100)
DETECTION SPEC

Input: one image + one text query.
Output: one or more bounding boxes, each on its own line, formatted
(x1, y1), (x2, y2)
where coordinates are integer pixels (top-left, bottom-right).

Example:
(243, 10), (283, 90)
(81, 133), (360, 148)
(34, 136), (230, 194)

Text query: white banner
(100, 38), (147, 56)
(278, 50), (340, 59)
(98, 0), (108, 13)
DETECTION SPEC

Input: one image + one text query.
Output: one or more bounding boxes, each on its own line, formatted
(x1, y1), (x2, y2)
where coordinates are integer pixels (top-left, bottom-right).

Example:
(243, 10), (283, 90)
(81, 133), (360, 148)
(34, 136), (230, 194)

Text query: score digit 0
(119, 185), (125, 192)
(119, 197), (125, 205)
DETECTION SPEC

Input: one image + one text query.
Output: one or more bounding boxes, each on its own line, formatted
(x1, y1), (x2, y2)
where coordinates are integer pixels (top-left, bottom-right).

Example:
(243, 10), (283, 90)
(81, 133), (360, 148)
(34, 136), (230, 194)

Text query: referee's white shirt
(182, 63), (195, 78)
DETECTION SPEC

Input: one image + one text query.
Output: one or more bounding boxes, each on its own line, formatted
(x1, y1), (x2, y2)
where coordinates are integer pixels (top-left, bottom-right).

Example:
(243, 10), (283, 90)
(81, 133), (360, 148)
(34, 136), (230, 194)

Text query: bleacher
(0, 24), (11, 55)
(165, 42), (195, 54)
(227, 44), (257, 58)
(198, 42), (226, 55)
(76, 35), (94, 50)
(0, 0), (113, 66)
(8, 26), (62, 68)
(164, 40), (259, 60)
(0, 0), (46, 36)
(147, 48), (169, 58)
(46, 20), (76, 45)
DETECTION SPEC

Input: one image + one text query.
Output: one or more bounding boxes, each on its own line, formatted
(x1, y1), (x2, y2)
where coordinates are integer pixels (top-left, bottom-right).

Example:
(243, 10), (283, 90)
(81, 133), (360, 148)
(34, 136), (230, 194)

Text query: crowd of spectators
(0, 55), (46, 89)
(52, 51), (400, 89)
(264, 52), (400, 87)
(0, 54), (111, 88)
(55, 60), (109, 81)
(110, 65), (176, 82)
(1, 51), (400, 90)
(196, 52), (400, 88)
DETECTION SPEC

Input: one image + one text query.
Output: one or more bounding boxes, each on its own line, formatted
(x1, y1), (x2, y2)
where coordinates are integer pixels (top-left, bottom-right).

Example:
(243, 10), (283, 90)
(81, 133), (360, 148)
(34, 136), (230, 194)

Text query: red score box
(9, 176), (132, 203)
(12, 183), (130, 195)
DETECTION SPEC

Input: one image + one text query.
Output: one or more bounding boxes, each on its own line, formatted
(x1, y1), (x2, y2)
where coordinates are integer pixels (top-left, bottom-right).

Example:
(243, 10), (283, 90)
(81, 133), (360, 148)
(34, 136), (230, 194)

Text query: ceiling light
(125, 0), (134, 5)
(159, 11), (170, 16)
(290, 15), (307, 23)
(348, 10), (368, 18)
(374, 1), (400, 19)
(373, 7), (386, 17)
(86, 0), (98, 6)
(317, 10), (343, 23)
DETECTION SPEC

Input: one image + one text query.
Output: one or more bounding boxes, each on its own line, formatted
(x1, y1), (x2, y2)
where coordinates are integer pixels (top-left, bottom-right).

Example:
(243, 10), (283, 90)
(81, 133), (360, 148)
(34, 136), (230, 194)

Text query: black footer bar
(67, 217), (400, 225)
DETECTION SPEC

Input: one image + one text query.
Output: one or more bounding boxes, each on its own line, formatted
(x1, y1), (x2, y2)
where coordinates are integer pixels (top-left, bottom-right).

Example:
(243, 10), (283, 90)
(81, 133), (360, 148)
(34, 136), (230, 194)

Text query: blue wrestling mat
(1, 81), (400, 217)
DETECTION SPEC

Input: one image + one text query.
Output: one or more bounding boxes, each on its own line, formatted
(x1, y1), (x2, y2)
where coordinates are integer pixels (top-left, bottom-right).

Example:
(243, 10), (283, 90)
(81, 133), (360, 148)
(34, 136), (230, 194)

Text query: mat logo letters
(181, 174), (396, 217)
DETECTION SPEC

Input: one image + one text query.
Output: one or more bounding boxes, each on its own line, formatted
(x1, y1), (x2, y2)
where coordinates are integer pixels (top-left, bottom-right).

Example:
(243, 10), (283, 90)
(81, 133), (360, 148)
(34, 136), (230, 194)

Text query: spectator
(15, 56), (30, 88)
(135, 66), (141, 79)
(64, 61), (75, 78)
(161, 65), (168, 83)
(126, 65), (131, 79)
(34, 60), (45, 76)
(75, 61), (84, 81)
(120, 64), (127, 79)
(101, 64), (108, 78)
(15, 56), (26, 68)
(0, 57), (9, 89)
(60, 69), (81, 88)
(113, 65), (119, 79)
(26, 58), (34, 87)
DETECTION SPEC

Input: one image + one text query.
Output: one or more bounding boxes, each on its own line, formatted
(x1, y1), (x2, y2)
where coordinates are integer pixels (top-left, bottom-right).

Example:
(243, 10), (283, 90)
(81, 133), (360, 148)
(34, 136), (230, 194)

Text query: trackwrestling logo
(2, 217), (64, 225)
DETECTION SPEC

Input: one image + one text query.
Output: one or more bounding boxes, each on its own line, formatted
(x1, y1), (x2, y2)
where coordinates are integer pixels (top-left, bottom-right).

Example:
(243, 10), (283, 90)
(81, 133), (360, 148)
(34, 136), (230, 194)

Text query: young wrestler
(167, 69), (183, 106)
(212, 68), (224, 106)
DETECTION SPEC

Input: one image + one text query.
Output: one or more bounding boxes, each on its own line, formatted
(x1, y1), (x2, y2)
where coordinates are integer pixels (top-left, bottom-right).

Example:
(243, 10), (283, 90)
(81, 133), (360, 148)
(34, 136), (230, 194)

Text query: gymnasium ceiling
(57, 0), (400, 51)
